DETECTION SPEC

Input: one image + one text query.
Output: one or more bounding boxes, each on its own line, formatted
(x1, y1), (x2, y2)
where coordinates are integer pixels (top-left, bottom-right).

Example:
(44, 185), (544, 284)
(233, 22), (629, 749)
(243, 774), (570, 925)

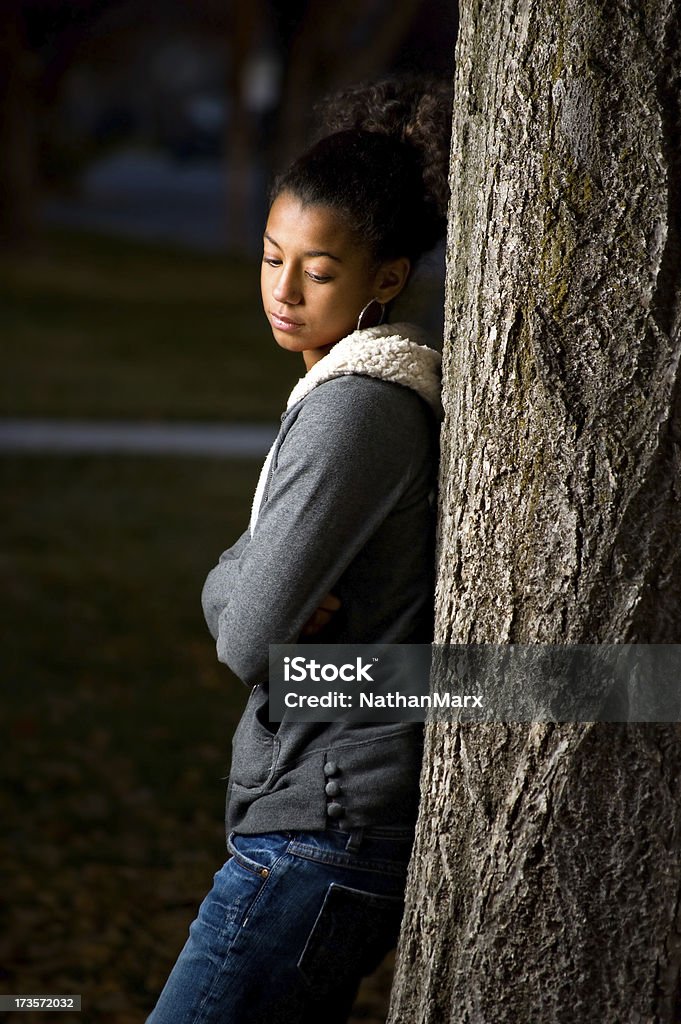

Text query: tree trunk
(389, 2), (681, 1022)
(223, 0), (269, 253)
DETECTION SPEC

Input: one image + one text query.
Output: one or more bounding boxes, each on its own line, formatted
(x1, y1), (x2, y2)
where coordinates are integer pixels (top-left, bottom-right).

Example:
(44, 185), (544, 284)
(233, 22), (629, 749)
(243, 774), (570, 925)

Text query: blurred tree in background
(0, 0), (40, 247)
(0, 0), (457, 252)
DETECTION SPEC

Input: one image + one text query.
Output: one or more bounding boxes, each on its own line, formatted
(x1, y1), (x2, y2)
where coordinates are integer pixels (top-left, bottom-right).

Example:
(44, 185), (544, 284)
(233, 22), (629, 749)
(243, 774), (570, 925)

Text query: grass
(2, 453), (260, 787)
(0, 229), (299, 422)
(1, 454), (261, 1020)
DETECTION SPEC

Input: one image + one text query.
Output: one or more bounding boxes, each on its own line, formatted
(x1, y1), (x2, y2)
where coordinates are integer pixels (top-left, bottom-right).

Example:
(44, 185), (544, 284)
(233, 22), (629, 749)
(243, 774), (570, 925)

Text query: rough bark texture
(389, 2), (681, 1022)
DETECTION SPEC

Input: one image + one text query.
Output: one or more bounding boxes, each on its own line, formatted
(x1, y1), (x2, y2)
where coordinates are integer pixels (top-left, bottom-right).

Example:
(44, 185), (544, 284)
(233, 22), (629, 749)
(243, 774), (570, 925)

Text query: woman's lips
(270, 311), (304, 332)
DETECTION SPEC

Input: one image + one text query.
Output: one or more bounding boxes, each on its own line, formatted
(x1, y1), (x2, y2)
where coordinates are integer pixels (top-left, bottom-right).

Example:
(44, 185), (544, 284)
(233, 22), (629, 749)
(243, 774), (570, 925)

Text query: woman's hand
(300, 593), (342, 637)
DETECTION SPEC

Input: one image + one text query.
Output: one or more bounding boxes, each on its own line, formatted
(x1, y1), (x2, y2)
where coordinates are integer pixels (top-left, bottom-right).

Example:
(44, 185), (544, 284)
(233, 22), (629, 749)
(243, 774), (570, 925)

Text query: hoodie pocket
(229, 686), (279, 792)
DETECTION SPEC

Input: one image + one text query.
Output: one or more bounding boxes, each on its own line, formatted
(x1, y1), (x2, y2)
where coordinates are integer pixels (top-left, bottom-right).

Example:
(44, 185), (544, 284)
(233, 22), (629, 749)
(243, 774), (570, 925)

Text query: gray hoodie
(201, 323), (441, 834)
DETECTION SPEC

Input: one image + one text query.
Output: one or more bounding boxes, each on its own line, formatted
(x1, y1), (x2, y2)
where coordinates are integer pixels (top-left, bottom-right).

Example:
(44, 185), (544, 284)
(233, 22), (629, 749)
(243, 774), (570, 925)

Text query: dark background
(1, 3), (457, 1021)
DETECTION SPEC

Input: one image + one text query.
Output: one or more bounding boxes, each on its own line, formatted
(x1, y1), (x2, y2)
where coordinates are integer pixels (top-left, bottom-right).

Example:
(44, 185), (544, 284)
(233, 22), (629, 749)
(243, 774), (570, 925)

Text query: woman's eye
(262, 256), (281, 267)
(306, 271), (332, 283)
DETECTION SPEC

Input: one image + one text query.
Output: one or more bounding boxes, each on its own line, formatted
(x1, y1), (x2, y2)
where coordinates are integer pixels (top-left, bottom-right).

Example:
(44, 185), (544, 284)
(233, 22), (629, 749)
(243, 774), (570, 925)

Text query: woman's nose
(272, 267), (302, 305)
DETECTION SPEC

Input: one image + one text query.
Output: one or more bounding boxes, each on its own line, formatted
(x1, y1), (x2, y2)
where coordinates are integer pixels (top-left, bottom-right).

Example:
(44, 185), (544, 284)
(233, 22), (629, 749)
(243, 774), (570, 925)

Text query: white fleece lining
(250, 322), (442, 533)
(285, 323), (442, 417)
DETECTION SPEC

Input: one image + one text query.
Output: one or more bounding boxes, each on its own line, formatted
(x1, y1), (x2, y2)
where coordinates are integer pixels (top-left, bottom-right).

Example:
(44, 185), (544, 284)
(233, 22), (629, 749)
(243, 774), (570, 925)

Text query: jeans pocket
(297, 882), (404, 996)
(226, 831), (288, 878)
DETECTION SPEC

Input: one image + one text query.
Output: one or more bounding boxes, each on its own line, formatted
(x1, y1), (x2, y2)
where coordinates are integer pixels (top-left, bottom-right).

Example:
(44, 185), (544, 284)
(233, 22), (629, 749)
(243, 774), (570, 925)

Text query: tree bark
(389, 1), (681, 1021)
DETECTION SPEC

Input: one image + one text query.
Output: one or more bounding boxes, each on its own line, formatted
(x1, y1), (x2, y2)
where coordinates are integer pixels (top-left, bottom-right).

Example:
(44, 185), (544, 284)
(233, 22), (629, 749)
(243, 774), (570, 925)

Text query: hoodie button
(325, 781), (340, 797)
(323, 761), (339, 777)
(327, 802), (344, 819)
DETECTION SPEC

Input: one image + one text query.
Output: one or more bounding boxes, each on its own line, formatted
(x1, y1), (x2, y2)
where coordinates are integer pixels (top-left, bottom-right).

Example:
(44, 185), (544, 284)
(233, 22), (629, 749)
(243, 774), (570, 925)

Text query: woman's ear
(373, 257), (411, 304)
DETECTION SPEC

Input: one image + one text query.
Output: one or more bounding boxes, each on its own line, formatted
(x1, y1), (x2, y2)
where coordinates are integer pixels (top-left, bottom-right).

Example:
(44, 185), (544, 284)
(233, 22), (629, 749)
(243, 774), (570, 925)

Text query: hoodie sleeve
(208, 375), (428, 686)
(201, 528), (251, 640)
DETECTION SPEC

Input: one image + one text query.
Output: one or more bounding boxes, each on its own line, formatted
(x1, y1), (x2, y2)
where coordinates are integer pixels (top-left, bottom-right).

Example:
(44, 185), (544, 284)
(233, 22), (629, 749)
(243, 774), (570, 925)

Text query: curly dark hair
(270, 75), (453, 266)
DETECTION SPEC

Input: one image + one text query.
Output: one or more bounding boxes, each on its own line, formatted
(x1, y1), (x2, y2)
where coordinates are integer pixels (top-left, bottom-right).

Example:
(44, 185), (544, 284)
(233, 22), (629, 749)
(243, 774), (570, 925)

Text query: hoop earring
(356, 298), (386, 331)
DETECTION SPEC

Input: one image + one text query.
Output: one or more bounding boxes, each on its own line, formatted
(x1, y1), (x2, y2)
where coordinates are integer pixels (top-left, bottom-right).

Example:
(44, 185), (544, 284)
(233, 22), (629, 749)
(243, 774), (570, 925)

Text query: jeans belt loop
(344, 826), (364, 853)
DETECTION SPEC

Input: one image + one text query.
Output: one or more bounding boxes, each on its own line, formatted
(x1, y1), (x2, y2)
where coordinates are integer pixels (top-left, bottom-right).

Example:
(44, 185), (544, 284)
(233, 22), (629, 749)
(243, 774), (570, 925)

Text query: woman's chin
(273, 331), (306, 353)
(272, 329), (338, 358)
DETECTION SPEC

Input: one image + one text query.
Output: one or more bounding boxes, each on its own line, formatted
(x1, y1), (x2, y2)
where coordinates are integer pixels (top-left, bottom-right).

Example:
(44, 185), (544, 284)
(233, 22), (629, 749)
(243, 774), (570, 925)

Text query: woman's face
(261, 192), (407, 370)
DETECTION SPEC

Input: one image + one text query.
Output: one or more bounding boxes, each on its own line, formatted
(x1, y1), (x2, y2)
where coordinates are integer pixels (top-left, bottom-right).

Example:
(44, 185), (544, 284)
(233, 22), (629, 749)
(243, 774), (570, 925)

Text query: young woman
(147, 77), (451, 1024)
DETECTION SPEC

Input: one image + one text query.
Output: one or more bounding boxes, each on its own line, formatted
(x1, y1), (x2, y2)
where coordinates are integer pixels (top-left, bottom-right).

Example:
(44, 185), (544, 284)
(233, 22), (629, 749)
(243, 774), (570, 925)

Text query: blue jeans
(146, 826), (414, 1024)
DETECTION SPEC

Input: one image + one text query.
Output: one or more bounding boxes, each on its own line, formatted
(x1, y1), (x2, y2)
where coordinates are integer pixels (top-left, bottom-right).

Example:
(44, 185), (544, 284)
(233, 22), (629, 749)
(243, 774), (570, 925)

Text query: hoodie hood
(285, 322), (443, 419)
(250, 322), (441, 533)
